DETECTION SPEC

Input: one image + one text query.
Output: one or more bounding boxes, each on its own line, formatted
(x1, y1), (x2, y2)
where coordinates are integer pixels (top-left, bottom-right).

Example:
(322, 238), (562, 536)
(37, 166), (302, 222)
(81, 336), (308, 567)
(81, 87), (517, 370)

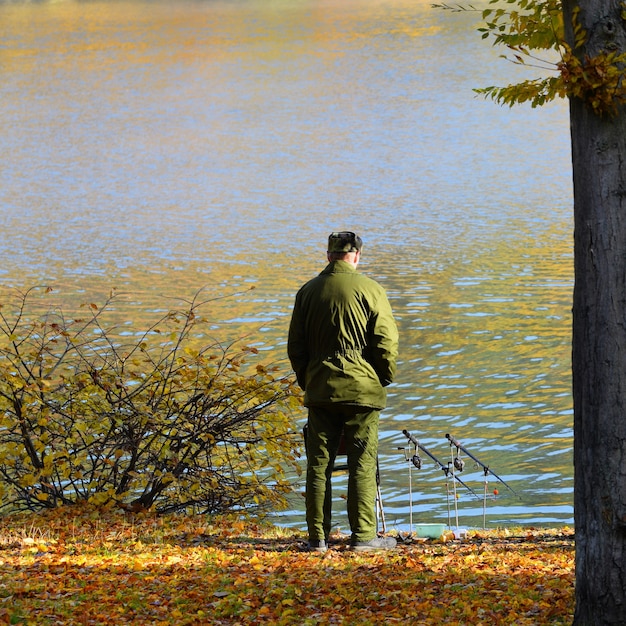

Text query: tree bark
(564, 1), (626, 623)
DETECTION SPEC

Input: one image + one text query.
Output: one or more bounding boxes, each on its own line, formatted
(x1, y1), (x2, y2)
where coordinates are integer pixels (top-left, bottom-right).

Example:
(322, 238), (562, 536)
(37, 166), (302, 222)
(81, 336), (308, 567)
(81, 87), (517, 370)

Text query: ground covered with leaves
(0, 507), (574, 625)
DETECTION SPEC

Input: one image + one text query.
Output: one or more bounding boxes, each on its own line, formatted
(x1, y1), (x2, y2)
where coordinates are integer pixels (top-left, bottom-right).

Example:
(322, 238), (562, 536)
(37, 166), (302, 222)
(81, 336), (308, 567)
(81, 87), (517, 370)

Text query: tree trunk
(564, 1), (626, 623)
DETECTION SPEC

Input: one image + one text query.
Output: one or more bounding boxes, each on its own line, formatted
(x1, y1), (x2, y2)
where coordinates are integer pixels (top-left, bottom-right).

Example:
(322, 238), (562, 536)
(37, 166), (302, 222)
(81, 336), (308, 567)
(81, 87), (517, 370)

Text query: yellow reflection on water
(0, 0), (574, 527)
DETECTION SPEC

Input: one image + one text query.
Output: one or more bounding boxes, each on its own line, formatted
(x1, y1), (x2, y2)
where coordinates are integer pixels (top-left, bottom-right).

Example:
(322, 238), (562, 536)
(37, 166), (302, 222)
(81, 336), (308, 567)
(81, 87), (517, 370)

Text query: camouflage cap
(327, 231), (363, 253)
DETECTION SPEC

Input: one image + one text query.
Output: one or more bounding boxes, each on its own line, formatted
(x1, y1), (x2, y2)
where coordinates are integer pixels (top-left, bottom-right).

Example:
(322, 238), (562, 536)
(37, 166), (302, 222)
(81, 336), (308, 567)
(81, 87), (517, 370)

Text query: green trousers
(305, 405), (379, 543)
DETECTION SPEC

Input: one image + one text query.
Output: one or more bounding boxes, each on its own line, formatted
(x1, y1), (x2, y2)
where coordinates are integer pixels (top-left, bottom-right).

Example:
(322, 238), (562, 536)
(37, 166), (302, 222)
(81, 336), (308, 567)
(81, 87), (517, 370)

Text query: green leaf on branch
(436, 0), (626, 115)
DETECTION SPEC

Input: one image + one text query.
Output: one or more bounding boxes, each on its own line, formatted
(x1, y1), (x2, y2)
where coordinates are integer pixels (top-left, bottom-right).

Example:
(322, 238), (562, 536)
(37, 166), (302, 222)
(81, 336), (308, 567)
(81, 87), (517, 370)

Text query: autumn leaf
(0, 508), (574, 625)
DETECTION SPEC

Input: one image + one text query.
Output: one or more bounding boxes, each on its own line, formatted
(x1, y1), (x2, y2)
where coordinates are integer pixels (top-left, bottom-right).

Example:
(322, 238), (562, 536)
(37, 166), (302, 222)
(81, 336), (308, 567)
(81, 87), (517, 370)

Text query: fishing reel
(397, 446), (422, 469)
(453, 455), (465, 472)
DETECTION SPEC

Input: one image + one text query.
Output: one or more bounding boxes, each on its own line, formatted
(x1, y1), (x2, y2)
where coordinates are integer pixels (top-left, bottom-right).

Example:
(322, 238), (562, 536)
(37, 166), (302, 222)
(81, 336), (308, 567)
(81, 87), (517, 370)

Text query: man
(288, 231), (399, 552)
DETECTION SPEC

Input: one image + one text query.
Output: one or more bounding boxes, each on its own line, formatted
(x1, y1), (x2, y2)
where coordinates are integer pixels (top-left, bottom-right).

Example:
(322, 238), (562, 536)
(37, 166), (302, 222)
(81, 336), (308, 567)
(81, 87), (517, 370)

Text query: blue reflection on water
(0, 0), (574, 528)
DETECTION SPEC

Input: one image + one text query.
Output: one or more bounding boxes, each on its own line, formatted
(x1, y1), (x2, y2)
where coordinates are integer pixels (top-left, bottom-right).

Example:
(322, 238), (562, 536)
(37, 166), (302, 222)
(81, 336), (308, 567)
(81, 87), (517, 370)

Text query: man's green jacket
(288, 260), (399, 410)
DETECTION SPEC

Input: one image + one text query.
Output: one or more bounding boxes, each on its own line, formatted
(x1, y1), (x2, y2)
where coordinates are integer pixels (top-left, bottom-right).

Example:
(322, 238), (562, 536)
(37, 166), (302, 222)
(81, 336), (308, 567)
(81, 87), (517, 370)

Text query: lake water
(0, 0), (574, 531)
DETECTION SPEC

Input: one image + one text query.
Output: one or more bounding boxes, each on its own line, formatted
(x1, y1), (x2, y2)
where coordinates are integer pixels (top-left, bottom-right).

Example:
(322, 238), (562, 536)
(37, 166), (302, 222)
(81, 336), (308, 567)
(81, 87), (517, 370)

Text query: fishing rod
(402, 430), (480, 499)
(445, 433), (519, 498)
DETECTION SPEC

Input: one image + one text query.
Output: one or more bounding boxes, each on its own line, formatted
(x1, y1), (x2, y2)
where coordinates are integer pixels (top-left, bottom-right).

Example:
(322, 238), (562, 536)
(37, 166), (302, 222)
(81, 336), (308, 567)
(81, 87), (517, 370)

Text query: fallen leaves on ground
(0, 507), (574, 625)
